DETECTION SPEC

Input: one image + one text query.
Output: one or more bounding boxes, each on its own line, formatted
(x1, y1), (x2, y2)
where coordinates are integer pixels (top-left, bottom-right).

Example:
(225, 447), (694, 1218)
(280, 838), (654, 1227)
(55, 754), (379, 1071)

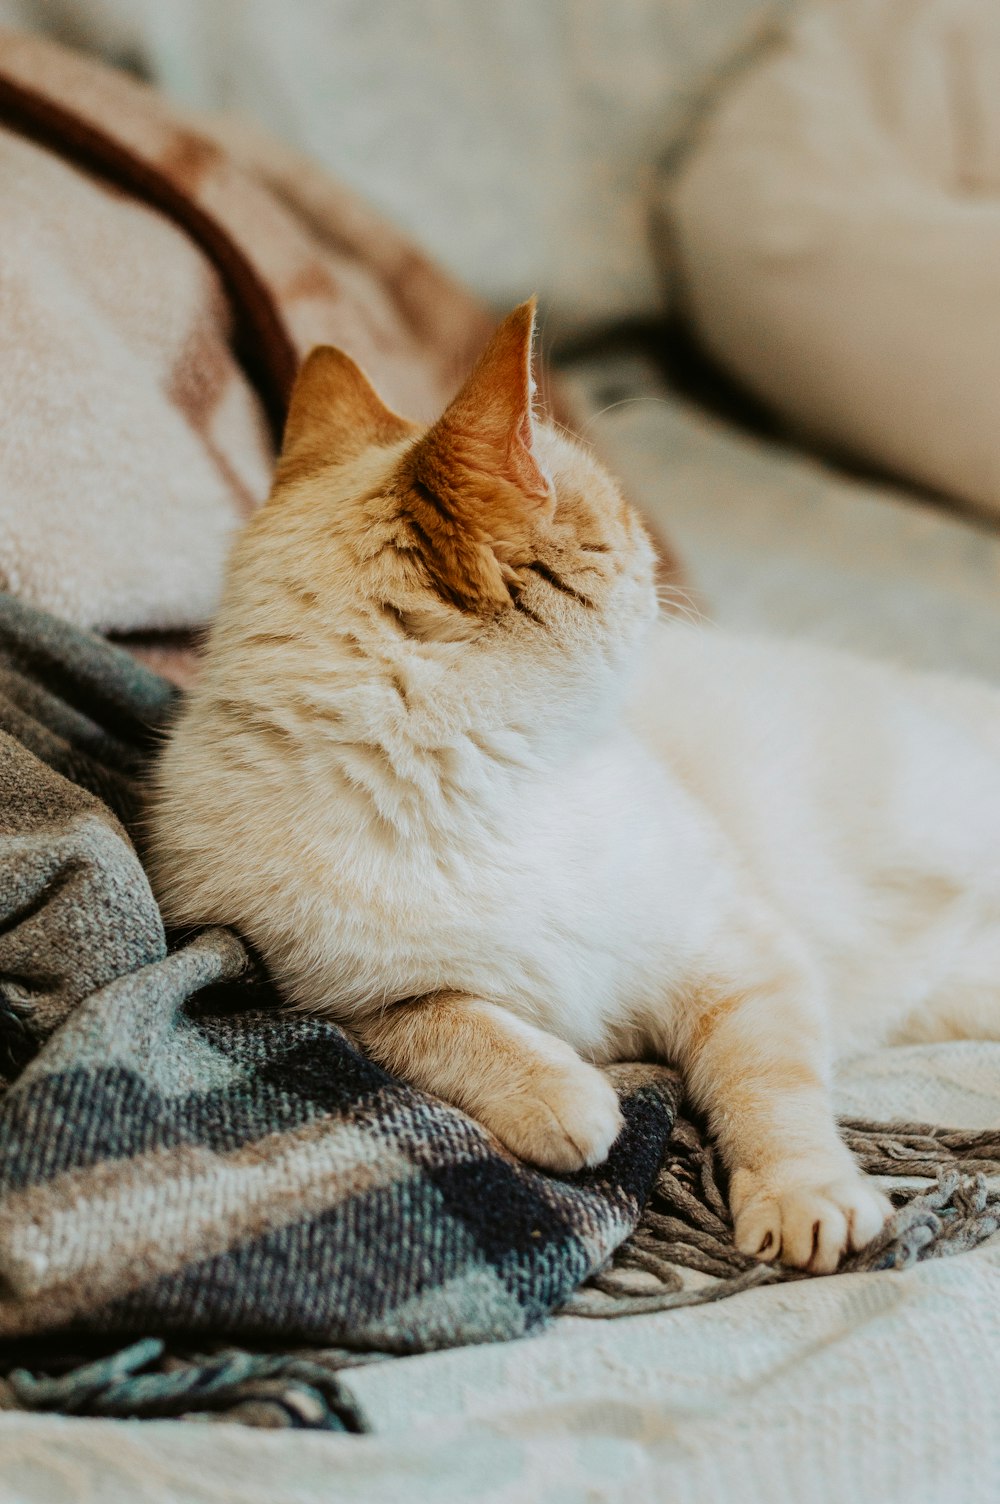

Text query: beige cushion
(660, 0), (1000, 517)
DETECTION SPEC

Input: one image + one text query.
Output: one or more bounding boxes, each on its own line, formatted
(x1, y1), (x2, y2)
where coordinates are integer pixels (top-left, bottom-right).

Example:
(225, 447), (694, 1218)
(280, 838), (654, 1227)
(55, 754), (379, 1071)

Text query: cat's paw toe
(732, 1167), (892, 1275)
(486, 1064), (624, 1173)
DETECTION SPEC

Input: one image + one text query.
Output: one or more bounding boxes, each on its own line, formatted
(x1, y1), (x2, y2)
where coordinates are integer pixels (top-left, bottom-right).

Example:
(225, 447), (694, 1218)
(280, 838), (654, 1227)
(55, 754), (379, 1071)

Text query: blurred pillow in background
(0, 0), (782, 335)
(659, 0), (1000, 520)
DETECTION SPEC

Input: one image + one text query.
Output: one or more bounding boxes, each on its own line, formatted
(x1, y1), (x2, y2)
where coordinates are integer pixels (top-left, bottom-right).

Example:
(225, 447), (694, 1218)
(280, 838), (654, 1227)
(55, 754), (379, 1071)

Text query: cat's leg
(896, 932), (1000, 1043)
(896, 983), (1000, 1044)
(355, 992), (624, 1172)
(673, 961), (892, 1274)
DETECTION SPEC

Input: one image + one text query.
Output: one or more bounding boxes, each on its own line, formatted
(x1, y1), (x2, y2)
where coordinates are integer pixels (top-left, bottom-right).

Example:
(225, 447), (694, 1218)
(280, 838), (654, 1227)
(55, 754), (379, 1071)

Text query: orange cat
(151, 302), (1000, 1272)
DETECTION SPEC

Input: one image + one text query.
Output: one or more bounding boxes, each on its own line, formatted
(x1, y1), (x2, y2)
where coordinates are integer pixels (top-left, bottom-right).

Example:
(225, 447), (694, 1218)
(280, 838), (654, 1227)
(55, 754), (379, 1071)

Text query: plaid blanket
(0, 590), (677, 1425)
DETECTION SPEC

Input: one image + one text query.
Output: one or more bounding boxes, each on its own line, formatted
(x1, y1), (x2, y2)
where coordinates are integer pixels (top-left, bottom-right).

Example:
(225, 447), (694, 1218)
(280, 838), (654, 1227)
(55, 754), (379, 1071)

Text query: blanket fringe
(4, 1115), (999, 1422)
(564, 1115), (1000, 1319)
(0, 1338), (371, 1430)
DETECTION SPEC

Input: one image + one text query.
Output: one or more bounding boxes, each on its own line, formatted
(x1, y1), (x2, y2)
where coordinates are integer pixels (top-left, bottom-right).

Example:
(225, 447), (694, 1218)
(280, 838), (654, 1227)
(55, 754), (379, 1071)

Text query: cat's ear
(413, 298), (551, 509)
(400, 300), (554, 613)
(276, 346), (416, 484)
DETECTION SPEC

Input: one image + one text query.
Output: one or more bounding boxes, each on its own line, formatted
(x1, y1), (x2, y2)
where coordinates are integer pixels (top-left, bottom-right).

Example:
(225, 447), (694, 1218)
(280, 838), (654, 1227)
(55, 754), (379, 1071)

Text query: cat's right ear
(274, 346), (417, 487)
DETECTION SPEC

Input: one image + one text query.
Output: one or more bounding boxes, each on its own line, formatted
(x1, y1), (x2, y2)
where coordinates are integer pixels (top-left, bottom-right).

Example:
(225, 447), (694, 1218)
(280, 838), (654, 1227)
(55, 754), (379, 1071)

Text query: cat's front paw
(482, 1060), (624, 1174)
(730, 1163), (892, 1274)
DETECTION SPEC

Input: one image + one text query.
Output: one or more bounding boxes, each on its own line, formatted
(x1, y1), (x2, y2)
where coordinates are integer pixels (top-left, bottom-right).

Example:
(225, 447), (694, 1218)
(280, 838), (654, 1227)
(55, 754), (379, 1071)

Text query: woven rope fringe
(565, 1116), (1000, 1318)
(0, 1338), (373, 1430)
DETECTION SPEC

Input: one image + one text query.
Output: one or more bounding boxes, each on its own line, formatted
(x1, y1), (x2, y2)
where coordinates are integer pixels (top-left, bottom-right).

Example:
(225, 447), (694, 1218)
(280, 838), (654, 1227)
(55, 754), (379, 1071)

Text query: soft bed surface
(561, 346), (1000, 683)
(5, 360), (1000, 1502)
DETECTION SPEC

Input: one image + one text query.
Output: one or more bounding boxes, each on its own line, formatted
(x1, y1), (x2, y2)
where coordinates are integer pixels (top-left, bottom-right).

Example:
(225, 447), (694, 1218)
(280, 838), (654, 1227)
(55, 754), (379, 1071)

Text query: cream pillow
(661, 0), (1000, 517)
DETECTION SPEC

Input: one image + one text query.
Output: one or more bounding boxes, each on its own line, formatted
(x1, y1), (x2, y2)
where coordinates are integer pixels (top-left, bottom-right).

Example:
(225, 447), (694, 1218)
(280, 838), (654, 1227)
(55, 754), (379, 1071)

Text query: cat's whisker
(572, 393), (673, 440)
(655, 584), (706, 628)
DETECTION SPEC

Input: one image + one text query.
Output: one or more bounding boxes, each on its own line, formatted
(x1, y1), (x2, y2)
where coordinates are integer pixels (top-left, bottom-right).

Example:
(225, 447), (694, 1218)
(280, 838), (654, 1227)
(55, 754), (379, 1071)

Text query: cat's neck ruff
(205, 596), (640, 845)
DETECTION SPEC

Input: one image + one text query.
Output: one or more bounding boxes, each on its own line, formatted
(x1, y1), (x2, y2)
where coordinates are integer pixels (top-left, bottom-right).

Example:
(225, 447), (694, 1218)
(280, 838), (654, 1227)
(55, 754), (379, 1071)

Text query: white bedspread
(5, 363), (1000, 1504)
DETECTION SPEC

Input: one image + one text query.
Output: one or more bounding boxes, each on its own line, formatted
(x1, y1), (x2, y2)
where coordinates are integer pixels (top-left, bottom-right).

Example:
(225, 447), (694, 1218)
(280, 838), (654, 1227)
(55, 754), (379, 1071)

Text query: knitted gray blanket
(0, 591), (676, 1427)
(2, 592), (999, 1432)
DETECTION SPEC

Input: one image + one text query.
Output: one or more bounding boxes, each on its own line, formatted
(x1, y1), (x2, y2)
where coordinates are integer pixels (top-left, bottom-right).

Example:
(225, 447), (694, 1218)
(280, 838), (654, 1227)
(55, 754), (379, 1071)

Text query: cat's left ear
(275, 345), (416, 485)
(412, 298), (552, 514)
(394, 299), (554, 615)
